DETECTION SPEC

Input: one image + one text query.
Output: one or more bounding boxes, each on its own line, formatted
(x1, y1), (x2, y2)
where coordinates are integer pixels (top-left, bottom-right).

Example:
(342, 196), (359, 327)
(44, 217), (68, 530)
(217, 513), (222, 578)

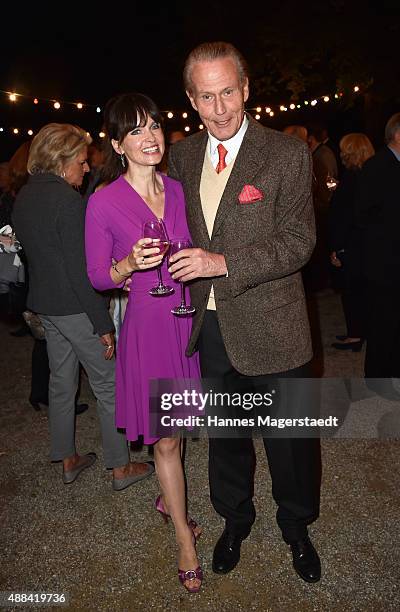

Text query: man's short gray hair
(385, 112), (400, 144)
(183, 41), (248, 94)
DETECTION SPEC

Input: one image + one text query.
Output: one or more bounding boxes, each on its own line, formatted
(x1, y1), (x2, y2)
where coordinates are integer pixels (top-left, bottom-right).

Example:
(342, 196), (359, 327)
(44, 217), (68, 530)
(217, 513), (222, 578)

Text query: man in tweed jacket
(168, 42), (321, 583)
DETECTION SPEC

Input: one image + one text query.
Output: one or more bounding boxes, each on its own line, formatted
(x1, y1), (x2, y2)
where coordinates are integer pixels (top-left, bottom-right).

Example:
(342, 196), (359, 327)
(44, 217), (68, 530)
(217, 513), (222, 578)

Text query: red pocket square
(238, 185), (264, 204)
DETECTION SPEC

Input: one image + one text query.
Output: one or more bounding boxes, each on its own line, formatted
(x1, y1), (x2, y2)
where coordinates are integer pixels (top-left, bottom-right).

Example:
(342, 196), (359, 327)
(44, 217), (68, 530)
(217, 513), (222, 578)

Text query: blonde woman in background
(329, 133), (375, 350)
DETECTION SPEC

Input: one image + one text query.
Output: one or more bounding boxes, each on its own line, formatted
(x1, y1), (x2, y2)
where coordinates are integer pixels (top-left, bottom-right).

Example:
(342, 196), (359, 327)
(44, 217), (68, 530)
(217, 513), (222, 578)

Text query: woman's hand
(127, 237), (164, 272)
(100, 332), (115, 360)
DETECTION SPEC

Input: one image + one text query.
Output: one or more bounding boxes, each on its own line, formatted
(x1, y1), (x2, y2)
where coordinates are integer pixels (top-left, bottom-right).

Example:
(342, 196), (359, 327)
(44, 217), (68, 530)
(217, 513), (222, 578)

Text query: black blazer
(329, 168), (363, 280)
(355, 146), (400, 287)
(13, 173), (113, 336)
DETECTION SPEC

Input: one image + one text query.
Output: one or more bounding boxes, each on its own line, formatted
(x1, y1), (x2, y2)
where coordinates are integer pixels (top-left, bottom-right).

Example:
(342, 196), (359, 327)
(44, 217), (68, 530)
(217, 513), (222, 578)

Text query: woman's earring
(120, 153), (126, 168)
(61, 171), (66, 179)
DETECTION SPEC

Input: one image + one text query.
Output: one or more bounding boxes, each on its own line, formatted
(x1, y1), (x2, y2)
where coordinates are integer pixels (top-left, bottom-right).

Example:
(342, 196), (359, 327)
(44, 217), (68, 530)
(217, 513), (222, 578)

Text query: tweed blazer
(168, 117), (315, 375)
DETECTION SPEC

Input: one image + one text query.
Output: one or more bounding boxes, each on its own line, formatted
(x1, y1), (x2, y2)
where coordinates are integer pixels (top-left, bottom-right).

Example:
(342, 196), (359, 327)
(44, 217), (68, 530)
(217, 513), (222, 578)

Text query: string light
(0, 83), (367, 136)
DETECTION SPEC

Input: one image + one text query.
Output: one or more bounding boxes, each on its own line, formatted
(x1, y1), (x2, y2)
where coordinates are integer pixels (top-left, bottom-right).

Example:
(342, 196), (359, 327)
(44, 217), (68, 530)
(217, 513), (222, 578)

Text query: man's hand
(168, 248), (227, 282)
(100, 332), (115, 360)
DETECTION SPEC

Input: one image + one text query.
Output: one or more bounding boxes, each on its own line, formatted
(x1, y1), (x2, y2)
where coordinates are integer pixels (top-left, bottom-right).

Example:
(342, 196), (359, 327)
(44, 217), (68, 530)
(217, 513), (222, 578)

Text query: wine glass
(169, 239), (196, 316)
(326, 173), (338, 191)
(143, 219), (174, 296)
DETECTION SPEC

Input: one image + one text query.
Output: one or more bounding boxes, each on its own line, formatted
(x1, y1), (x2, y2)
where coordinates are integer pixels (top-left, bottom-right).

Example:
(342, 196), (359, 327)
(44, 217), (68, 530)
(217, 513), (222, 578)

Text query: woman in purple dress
(85, 93), (202, 593)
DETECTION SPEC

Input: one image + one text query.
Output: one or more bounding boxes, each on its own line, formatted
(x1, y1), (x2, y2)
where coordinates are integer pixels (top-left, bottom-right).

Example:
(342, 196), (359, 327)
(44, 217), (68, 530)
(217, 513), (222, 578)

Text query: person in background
(0, 162), (9, 198)
(356, 112), (400, 399)
(13, 123), (154, 489)
(158, 129), (185, 173)
(283, 124), (308, 143)
(82, 139), (105, 200)
(303, 124), (338, 292)
(329, 133), (375, 351)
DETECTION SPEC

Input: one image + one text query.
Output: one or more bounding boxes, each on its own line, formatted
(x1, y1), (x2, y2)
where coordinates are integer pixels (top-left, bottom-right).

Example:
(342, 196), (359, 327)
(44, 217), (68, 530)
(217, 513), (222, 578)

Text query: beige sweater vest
(200, 148), (236, 310)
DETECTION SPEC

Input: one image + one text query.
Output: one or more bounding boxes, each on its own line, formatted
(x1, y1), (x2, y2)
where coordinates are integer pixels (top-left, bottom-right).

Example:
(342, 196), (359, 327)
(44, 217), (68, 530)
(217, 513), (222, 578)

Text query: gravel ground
(1, 289), (399, 612)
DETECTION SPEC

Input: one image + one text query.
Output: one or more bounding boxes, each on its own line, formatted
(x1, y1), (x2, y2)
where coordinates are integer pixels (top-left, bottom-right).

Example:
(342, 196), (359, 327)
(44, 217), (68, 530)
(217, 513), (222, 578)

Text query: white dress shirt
(208, 114), (249, 168)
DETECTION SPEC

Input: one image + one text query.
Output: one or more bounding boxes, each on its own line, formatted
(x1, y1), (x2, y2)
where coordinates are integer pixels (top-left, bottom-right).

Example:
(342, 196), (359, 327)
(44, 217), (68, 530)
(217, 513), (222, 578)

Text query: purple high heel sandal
(155, 495), (202, 540)
(178, 566), (203, 593)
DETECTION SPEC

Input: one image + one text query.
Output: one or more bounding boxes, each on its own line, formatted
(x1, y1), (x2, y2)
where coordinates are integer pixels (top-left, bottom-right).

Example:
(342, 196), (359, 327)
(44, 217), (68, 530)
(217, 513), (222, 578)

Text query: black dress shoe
(290, 536), (321, 583)
(212, 528), (247, 574)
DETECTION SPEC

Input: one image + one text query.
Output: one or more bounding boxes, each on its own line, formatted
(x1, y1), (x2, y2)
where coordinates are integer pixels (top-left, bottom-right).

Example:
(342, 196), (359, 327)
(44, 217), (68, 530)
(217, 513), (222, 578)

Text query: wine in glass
(143, 219), (174, 296)
(169, 239), (196, 316)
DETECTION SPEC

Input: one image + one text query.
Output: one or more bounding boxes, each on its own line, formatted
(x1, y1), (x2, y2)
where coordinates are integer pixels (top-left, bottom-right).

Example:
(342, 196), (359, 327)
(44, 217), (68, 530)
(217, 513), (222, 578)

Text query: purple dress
(85, 174), (200, 443)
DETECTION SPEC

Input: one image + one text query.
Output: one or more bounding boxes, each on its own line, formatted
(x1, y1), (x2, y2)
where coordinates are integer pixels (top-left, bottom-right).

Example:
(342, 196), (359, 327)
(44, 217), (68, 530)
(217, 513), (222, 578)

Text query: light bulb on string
(76, 102), (83, 109)
(27, 129), (33, 136)
(96, 107), (101, 113)
(54, 101), (61, 109)
(33, 98), (39, 105)
(99, 132), (105, 138)
(323, 96), (330, 102)
(184, 126), (190, 132)
(182, 112), (188, 118)
(9, 93), (17, 102)
(199, 124), (204, 130)
(255, 114), (260, 120)
(354, 86), (360, 93)
(167, 112), (174, 118)
(289, 103), (295, 110)
(13, 128), (19, 134)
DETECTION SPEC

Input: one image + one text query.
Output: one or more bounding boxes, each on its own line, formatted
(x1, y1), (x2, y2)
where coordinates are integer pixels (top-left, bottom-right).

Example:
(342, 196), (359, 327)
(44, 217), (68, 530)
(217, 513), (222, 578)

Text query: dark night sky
(1, 2), (399, 157)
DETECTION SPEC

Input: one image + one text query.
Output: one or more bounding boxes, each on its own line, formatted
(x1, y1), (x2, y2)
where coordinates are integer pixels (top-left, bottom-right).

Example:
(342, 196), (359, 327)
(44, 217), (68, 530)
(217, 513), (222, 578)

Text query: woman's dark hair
(101, 93), (163, 185)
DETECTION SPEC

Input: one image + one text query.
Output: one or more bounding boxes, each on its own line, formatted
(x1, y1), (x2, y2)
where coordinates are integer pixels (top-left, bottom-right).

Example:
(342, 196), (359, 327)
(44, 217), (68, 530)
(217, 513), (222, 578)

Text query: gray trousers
(40, 313), (129, 468)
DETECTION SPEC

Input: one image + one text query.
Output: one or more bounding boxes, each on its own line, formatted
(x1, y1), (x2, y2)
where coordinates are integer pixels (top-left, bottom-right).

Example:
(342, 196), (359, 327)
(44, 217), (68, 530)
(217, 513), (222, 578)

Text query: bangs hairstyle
(339, 133), (375, 169)
(27, 123), (91, 176)
(183, 41), (249, 94)
(101, 93), (163, 185)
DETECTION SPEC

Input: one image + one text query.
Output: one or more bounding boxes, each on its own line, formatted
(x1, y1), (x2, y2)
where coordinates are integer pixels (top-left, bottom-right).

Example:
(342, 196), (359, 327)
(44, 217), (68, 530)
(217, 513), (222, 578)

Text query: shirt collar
(208, 114), (249, 157)
(388, 145), (400, 162)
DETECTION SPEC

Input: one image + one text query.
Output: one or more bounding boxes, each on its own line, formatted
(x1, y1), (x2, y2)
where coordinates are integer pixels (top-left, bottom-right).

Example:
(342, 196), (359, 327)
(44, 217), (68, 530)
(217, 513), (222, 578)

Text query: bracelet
(112, 262), (132, 277)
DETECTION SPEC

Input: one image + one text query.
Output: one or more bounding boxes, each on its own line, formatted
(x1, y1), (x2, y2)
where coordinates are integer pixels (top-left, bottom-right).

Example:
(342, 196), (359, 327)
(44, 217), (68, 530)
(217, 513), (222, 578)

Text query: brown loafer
(112, 461), (155, 491)
(62, 453), (97, 484)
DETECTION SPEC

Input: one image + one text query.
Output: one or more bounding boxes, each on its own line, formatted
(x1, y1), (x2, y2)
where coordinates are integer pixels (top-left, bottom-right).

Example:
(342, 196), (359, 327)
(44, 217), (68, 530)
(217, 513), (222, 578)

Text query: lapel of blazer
(184, 130), (210, 247)
(211, 117), (269, 237)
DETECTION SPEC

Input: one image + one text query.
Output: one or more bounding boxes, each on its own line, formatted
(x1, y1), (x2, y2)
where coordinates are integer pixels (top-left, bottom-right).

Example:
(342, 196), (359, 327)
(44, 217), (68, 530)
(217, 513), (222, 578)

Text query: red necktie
(216, 143), (228, 174)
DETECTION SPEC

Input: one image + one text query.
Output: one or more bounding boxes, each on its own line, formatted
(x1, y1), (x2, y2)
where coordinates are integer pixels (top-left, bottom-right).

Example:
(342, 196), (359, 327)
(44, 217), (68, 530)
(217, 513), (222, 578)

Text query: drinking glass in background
(326, 173), (338, 191)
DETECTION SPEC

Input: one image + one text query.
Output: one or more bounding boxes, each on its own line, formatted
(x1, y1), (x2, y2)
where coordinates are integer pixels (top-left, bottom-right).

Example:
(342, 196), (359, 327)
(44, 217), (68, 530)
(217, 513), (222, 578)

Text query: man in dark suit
(168, 42), (321, 582)
(356, 112), (400, 397)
